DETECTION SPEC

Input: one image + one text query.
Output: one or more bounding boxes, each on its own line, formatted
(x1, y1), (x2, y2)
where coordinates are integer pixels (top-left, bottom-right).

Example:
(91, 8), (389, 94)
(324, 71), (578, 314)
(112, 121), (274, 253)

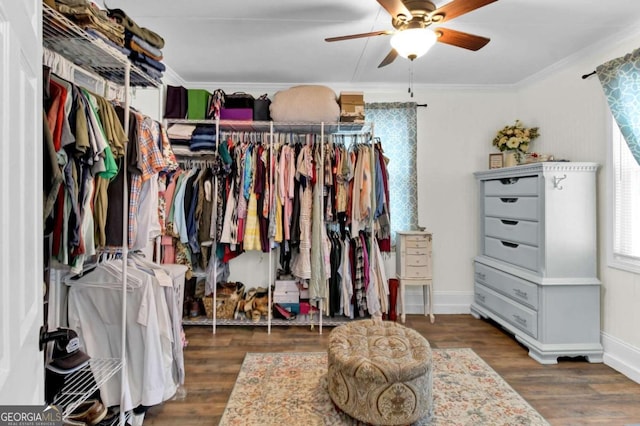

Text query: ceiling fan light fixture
(390, 28), (437, 60)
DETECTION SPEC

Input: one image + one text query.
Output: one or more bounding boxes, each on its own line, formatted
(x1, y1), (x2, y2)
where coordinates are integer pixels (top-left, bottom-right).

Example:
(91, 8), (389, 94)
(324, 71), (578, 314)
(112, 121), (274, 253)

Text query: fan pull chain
(408, 62), (414, 98)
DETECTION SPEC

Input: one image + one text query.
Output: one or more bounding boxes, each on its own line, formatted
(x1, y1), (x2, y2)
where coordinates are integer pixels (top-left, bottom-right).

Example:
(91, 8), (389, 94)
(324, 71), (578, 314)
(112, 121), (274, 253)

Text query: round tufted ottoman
(327, 319), (433, 425)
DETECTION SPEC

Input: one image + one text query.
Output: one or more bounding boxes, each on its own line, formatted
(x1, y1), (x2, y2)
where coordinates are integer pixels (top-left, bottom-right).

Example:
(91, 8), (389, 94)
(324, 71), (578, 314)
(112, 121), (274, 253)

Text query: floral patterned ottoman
(327, 319), (433, 425)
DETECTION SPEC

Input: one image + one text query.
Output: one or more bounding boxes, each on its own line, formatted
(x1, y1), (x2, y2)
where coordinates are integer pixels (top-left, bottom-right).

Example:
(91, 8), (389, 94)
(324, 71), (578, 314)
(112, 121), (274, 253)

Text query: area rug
(219, 349), (549, 425)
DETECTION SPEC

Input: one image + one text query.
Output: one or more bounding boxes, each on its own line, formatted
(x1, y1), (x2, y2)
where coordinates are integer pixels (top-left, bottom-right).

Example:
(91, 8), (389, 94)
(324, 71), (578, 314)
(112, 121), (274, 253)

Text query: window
(365, 102), (418, 243)
(610, 118), (640, 272)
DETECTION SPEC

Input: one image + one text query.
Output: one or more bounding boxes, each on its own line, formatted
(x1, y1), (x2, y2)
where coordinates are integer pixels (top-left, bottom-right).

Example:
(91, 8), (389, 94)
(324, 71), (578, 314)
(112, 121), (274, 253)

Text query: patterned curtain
(365, 102), (418, 242)
(596, 47), (640, 165)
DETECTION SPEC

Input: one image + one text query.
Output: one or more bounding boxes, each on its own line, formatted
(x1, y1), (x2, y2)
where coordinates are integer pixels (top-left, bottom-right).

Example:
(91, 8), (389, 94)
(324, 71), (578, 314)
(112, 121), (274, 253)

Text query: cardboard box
(340, 91), (364, 107)
(274, 280), (300, 304)
(339, 115), (365, 123)
(339, 91), (365, 121)
(275, 280), (298, 292)
(273, 289), (299, 304)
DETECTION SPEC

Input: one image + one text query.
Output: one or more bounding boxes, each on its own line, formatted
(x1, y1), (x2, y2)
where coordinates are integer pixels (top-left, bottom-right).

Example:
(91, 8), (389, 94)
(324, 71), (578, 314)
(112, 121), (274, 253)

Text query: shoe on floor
(66, 399), (107, 426)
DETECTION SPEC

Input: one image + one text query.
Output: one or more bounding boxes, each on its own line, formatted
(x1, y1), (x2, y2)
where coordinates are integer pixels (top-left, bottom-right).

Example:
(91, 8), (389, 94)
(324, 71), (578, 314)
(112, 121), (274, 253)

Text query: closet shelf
(52, 358), (123, 418)
(165, 119), (371, 135)
(43, 3), (158, 88)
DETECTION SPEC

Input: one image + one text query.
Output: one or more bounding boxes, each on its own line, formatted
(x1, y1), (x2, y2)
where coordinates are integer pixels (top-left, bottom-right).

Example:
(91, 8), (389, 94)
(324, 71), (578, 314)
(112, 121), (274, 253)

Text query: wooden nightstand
(396, 231), (434, 323)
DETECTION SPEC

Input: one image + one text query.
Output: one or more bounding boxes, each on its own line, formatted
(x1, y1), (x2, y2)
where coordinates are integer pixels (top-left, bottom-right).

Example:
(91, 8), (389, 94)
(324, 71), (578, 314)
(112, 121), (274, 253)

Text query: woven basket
(203, 296), (214, 318)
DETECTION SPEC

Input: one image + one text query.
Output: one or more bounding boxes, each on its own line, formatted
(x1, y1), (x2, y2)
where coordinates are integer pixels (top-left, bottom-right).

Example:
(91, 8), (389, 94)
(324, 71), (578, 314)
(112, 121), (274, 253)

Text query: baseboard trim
(601, 332), (640, 385)
(402, 289), (474, 315)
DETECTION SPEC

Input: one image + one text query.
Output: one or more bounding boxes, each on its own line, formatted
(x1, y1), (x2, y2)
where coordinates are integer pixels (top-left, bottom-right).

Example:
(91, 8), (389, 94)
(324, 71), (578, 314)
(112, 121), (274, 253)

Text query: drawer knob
(476, 272), (486, 280)
(513, 314), (527, 326)
(500, 197), (518, 203)
(501, 219), (519, 226)
(501, 241), (519, 248)
(476, 293), (486, 303)
(499, 178), (520, 185)
(513, 288), (528, 299)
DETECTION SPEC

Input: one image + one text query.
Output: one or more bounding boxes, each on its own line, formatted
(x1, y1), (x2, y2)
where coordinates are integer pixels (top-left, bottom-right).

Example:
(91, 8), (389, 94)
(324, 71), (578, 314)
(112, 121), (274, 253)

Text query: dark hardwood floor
(143, 314), (640, 425)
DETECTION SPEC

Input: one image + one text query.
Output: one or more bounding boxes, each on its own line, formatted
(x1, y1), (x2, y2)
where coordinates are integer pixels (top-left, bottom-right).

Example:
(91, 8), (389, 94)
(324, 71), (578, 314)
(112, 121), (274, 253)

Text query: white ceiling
(101, 0), (640, 86)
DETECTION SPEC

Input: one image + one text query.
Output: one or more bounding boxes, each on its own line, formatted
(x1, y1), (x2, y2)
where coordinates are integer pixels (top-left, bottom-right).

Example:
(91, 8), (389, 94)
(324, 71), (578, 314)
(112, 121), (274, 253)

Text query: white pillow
(269, 85), (340, 123)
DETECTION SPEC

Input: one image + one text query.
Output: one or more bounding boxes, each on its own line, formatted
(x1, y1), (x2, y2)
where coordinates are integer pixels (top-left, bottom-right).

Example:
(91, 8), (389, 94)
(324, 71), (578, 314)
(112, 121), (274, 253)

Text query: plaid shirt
(128, 112), (165, 248)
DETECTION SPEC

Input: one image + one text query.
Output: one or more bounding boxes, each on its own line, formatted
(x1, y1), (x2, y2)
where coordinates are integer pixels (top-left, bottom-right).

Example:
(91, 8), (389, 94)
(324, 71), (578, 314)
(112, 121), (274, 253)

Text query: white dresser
(471, 163), (603, 364)
(396, 231), (434, 323)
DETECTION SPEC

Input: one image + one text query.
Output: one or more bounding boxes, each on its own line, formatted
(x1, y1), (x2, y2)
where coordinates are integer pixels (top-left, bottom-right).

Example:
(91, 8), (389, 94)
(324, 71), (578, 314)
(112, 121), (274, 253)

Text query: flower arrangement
(492, 120), (540, 156)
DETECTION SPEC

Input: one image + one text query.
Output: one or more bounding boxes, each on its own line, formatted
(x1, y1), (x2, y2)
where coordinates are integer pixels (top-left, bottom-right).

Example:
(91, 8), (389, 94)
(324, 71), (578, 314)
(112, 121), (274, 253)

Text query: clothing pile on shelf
(47, 0), (124, 46)
(162, 131), (392, 317)
(43, 69), (177, 272)
(167, 123), (217, 155)
(46, 0), (165, 83)
(105, 6), (166, 83)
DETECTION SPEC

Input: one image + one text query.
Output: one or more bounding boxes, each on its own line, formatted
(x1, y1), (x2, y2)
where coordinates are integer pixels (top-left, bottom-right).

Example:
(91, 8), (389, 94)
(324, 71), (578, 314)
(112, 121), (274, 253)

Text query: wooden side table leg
(428, 283), (435, 323)
(422, 285), (428, 318)
(400, 279), (406, 324)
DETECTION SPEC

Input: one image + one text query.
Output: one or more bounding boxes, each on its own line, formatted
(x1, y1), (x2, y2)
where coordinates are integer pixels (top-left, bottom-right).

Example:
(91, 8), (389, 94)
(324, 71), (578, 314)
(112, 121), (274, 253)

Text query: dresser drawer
(405, 236), (430, 248)
(474, 262), (538, 310)
(484, 196), (538, 221)
(484, 237), (539, 271)
(405, 253), (429, 267)
(484, 217), (538, 246)
(475, 283), (538, 338)
(484, 176), (538, 196)
(402, 265), (431, 279)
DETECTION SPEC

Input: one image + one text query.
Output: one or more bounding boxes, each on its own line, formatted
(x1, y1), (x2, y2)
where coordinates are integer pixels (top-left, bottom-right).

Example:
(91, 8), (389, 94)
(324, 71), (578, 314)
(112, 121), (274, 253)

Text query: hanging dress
(291, 144), (313, 280)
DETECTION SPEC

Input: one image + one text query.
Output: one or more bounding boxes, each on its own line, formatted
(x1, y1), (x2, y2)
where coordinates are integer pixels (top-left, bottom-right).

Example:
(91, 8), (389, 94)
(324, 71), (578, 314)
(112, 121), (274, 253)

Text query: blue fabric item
(189, 126), (217, 151)
(135, 63), (163, 80)
(187, 183), (200, 253)
(596, 47), (640, 166)
(127, 32), (163, 59)
(85, 28), (131, 56)
(243, 145), (253, 199)
(189, 140), (216, 150)
(129, 51), (166, 72)
(192, 125), (216, 136)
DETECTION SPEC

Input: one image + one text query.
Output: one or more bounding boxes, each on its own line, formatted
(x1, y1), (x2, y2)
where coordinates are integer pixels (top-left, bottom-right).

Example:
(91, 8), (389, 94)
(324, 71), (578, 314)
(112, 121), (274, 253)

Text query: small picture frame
(489, 153), (503, 169)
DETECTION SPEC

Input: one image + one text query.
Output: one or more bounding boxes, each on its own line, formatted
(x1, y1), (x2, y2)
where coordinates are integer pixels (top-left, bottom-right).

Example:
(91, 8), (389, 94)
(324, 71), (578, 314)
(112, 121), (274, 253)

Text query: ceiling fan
(325, 0), (497, 67)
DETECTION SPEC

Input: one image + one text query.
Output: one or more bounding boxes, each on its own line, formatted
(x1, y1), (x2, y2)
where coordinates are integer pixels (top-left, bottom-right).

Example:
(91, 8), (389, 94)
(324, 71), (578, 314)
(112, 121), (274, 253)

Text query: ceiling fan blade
(378, 49), (398, 68)
(325, 30), (394, 42)
(435, 27), (490, 51)
(377, 0), (413, 21)
(432, 0), (498, 24)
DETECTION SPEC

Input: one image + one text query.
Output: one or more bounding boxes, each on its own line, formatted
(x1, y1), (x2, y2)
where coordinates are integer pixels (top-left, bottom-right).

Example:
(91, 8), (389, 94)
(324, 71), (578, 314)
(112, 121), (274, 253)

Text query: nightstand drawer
(475, 283), (537, 338)
(402, 265), (431, 279)
(406, 247), (429, 256)
(484, 236), (539, 271)
(484, 217), (538, 246)
(405, 236), (430, 248)
(405, 254), (429, 267)
(484, 196), (538, 221)
(474, 262), (538, 310)
(484, 176), (538, 196)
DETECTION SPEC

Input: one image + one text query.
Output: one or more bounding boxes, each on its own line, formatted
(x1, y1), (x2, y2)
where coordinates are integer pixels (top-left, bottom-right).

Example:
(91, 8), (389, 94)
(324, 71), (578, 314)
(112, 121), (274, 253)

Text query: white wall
(515, 30), (640, 382)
